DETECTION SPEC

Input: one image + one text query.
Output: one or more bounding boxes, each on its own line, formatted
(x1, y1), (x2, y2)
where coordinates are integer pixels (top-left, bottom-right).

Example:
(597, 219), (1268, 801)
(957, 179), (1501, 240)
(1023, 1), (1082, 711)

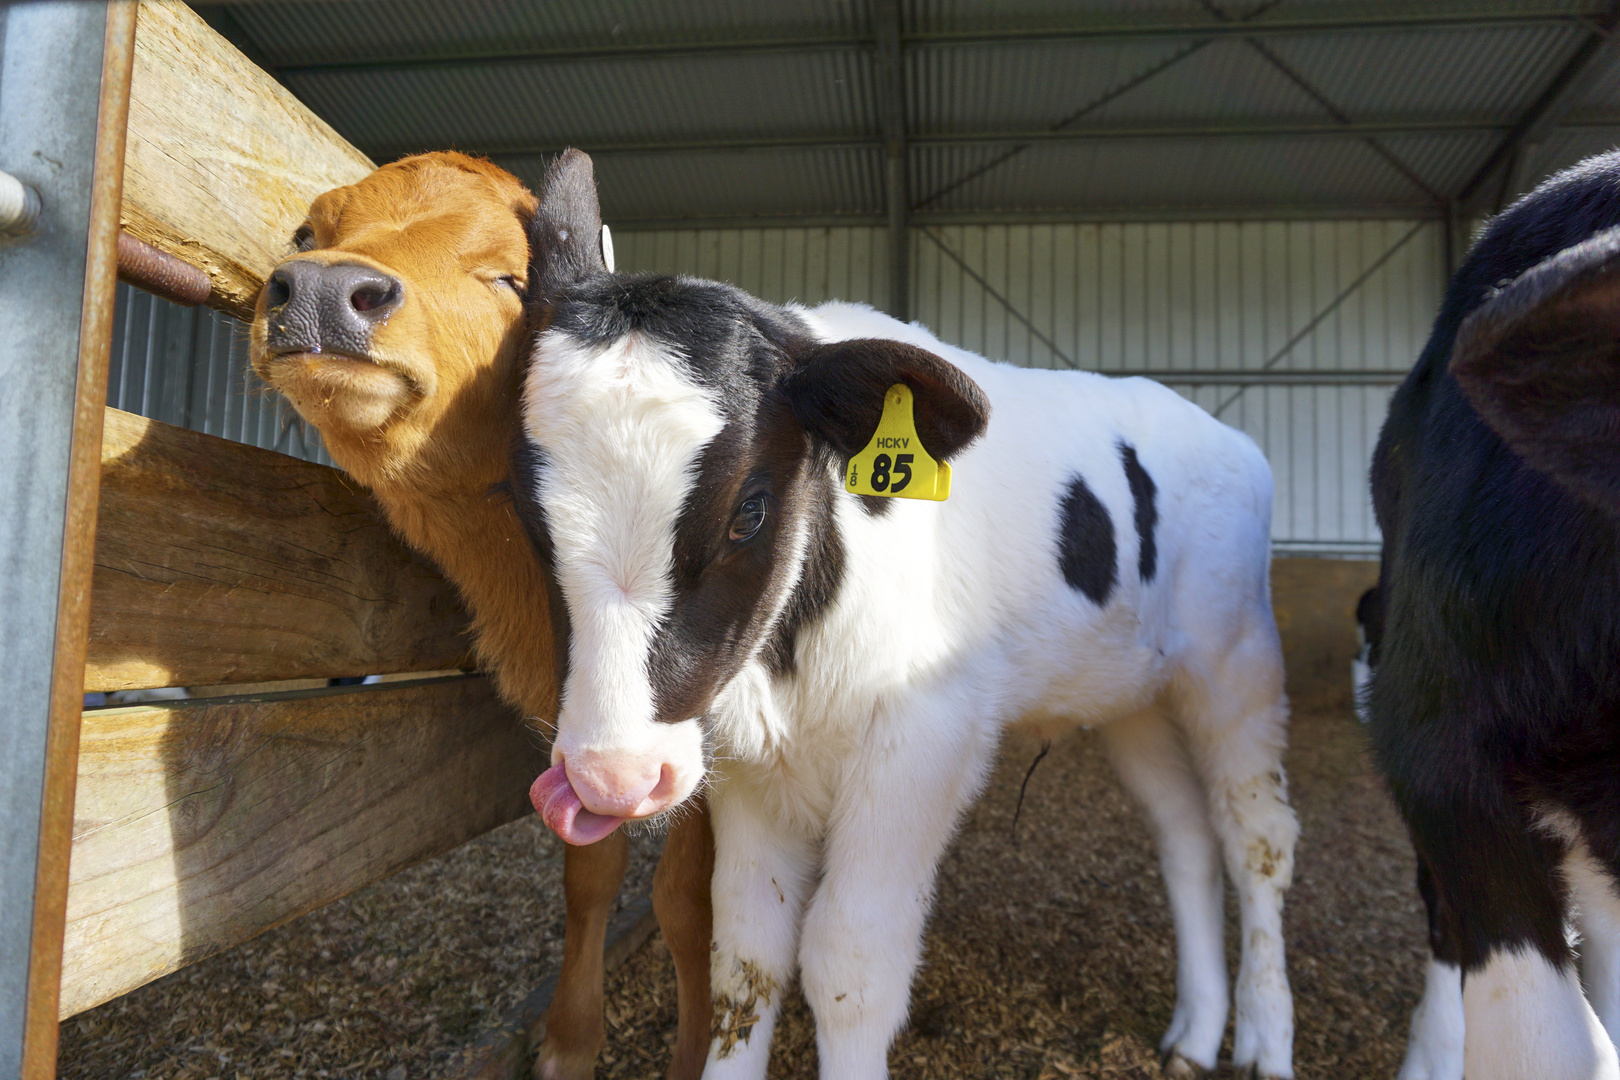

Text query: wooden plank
(59, 675), (540, 1018)
(87, 407), (474, 692)
(120, 0), (374, 320)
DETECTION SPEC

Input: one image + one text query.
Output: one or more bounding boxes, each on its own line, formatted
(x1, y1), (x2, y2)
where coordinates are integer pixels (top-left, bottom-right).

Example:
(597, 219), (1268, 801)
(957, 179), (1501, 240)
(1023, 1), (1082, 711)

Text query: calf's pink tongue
(530, 764), (626, 846)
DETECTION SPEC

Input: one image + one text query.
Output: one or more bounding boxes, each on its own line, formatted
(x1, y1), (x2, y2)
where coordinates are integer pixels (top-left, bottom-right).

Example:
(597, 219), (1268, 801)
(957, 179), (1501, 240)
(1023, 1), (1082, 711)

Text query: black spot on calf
(1119, 442), (1158, 583)
(1057, 474), (1117, 606)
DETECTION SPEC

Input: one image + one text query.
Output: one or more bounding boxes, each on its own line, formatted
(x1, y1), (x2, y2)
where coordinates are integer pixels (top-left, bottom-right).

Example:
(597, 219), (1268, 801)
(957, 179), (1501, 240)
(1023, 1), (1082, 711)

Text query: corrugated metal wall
(613, 227), (891, 310)
(109, 219), (1442, 554)
(615, 219), (1445, 554)
(108, 282), (330, 465)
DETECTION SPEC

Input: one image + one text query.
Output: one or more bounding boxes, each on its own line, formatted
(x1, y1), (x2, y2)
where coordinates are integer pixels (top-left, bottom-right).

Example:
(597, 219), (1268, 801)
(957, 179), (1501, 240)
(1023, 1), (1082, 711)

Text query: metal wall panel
(108, 283), (330, 465)
(612, 225), (891, 308)
(615, 219), (1445, 554)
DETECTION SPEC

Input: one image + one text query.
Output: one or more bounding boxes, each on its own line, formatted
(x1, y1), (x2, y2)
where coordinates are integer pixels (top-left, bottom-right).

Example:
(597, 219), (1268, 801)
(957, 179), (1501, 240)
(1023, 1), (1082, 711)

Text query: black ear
(527, 148), (607, 307)
(780, 338), (990, 462)
(1452, 226), (1620, 517)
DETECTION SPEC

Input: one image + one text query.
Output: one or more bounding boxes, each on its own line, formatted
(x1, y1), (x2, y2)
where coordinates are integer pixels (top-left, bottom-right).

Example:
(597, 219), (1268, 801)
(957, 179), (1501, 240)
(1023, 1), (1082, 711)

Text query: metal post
(0, 3), (134, 1076)
(875, 0), (908, 322)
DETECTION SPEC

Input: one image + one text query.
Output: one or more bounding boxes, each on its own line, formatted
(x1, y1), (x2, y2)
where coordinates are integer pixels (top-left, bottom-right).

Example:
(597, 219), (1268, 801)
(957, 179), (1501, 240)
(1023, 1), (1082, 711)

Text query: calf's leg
(535, 829), (630, 1080)
(703, 778), (818, 1080)
(1176, 625), (1298, 1079)
(1399, 958), (1465, 1080)
(1546, 774), (1620, 1046)
(655, 798), (715, 1080)
(1568, 845), (1620, 1047)
(1464, 947), (1617, 1080)
(1402, 794), (1614, 1080)
(1098, 709), (1228, 1074)
(1397, 859), (1464, 1080)
(798, 703), (998, 1080)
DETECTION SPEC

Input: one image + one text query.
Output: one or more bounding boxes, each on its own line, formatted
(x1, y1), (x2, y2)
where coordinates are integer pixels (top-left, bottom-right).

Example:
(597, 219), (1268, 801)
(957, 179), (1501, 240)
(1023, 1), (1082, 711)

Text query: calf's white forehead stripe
(522, 330), (725, 733)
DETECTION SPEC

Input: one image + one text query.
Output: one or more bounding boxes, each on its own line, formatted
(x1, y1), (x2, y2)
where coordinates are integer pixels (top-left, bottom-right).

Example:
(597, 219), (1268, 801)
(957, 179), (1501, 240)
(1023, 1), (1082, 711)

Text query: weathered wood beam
(88, 407), (474, 692)
(120, 0), (373, 320)
(59, 675), (540, 1019)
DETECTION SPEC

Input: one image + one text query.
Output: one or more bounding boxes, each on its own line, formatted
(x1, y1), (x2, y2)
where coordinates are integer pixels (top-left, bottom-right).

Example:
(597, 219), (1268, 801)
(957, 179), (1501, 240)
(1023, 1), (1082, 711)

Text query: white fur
(1464, 947), (1619, 1080)
(1399, 959), (1465, 1080)
(521, 331), (714, 810)
(524, 300), (1299, 1077)
(1401, 814), (1620, 1080)
(1572, 850), (1620, 1044)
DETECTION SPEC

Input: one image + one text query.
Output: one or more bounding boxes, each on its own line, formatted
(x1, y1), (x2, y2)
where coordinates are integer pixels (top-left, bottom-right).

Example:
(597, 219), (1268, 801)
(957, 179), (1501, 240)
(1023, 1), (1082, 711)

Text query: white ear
(601, 223), (615, 273)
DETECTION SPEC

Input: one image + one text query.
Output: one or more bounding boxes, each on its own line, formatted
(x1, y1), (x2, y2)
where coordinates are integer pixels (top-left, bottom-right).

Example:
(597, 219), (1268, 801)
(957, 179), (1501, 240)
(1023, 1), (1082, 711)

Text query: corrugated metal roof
(194, 0), (1620, 222)
(224, 0), (874, 66)
(911, 137), (1442, 213)
(1261, 23), (1587, 116)
(287, 48), (876, 154)
(525, 146), (886, 221)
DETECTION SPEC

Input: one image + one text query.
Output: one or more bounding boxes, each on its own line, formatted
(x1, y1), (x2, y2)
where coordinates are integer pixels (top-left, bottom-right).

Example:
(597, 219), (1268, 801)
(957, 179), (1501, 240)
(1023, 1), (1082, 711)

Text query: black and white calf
(514, 153), (1298, 1079)
(1369, 150), (1620, 1080)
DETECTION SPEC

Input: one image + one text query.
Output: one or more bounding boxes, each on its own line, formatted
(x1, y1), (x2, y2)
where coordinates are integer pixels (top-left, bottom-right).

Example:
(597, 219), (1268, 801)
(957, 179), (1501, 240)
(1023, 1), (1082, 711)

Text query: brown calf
(249, 151), (712, 1080)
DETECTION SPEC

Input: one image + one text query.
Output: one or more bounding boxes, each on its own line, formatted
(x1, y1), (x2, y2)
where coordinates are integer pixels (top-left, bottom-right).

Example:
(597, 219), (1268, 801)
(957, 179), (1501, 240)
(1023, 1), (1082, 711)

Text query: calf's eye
(292, 225), (315, 252)
(729, 496), (768, 542)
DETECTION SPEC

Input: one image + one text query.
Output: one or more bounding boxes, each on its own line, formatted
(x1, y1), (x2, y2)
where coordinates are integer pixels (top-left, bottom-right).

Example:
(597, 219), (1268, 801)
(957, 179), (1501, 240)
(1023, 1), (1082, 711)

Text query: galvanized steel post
(0, 3), (134, 1076)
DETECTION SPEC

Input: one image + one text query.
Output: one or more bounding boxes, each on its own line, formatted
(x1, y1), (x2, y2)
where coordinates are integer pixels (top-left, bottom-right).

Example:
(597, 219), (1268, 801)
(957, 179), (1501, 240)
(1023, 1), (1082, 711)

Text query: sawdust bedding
(59, 707), (1425, 1079)
(56, 823), (663, 1080)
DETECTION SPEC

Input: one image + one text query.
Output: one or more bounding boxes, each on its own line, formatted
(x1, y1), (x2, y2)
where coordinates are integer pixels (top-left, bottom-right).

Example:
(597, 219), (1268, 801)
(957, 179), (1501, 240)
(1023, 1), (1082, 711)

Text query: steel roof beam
(1195, 0), (1446, 203)
(272, 6), (1602, 78)
(598, 206), (1446, 231)
(875, 0), (909, 320)
(1457, 3), (1620, 209)
(400, 116), (1620, 164)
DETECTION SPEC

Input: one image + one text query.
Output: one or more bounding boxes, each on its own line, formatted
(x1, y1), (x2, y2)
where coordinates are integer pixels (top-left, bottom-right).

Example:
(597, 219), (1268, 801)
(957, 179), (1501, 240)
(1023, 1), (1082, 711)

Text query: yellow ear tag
(844, 383), (952, 501)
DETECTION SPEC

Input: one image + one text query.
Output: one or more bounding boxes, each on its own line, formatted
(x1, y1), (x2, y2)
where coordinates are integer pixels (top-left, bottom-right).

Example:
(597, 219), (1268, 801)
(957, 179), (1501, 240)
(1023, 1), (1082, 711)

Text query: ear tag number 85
(845, 383), (952, 501)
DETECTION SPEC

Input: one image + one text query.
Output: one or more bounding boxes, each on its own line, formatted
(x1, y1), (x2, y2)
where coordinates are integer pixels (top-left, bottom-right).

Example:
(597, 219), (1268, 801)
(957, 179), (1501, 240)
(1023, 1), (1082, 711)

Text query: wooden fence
(3, 6), (542, 1075)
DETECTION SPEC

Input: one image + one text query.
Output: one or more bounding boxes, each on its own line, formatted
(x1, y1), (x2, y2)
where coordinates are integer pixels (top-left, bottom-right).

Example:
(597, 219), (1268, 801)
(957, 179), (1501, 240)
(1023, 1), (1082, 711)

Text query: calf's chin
(256, 353), (417, 433)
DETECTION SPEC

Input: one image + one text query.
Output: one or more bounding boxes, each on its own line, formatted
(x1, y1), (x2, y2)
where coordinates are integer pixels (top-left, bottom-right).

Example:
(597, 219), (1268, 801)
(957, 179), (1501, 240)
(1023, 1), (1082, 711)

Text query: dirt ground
(58, 705), (1424, 1079)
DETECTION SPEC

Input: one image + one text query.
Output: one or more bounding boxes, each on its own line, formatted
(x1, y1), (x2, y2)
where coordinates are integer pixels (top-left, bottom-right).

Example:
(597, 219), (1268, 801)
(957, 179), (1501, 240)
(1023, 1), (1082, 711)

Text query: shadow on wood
(62, 675), (542, 1019)
(88, 407), (474, 692)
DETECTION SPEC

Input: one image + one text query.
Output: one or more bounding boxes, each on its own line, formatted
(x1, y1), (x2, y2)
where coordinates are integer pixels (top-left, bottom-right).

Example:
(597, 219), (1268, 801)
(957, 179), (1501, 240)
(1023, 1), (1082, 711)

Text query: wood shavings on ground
(56, 820), (661, 1079)
(594, 706), (1424, 1079)
(60, 706), (1425, 1079)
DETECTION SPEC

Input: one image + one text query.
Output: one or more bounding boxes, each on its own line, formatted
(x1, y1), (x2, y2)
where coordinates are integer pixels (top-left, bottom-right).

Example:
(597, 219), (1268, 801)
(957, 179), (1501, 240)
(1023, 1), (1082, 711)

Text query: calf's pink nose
(564, 753), (665, 817)
(530, 754), (682, 846)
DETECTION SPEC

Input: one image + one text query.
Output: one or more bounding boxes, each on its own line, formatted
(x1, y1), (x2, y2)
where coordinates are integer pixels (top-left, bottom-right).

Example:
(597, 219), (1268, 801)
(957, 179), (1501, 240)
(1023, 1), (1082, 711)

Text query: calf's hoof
(533, 1042), (596, 1080)
(1161, 1050), (1210, 1078)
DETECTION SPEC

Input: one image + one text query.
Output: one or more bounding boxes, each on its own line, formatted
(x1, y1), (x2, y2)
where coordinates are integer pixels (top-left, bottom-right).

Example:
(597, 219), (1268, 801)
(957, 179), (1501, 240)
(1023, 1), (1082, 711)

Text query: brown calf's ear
(1452, 226), (1620, 517)
(527, 148), (607, 306)
(781, 338), (990, 462)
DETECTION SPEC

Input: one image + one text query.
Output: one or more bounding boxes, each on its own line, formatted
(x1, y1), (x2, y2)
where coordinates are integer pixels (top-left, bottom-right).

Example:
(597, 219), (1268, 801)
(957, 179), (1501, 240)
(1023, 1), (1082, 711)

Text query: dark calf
(1369, 151), (1620, 1080)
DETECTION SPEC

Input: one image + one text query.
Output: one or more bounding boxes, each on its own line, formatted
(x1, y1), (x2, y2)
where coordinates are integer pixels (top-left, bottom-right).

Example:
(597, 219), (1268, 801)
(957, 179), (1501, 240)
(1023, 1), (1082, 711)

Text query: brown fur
(251, 152), (555, 714)
(249, 153), (711, 1080)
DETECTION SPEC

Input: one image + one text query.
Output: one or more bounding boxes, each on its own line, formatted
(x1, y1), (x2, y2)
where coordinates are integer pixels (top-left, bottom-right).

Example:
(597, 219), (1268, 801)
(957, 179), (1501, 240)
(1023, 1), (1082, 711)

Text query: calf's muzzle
(262, 259), (403, 360)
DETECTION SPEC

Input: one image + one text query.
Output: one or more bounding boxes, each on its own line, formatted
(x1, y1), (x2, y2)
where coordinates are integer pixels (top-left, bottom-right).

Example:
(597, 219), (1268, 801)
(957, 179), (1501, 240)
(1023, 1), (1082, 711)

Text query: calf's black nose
(262, 260), (403, 358)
